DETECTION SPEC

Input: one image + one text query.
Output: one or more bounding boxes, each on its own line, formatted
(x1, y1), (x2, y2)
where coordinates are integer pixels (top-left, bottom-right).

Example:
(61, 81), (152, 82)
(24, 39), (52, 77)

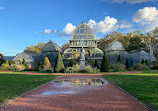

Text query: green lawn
(0, 73), (59, 105)
(102, 71), (158, 111)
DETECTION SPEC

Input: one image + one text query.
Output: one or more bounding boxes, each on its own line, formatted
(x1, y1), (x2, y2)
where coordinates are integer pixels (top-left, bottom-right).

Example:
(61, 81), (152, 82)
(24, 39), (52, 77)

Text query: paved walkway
(1, 75), (150, 111)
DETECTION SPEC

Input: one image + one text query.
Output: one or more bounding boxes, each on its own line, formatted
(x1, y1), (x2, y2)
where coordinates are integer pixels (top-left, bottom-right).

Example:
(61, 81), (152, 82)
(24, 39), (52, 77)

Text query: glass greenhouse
(62, 21), (103, 65)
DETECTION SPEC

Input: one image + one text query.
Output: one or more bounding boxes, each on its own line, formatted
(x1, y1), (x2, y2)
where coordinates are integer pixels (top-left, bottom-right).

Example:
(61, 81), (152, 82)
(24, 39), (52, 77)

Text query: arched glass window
(72, 23), (95, 40)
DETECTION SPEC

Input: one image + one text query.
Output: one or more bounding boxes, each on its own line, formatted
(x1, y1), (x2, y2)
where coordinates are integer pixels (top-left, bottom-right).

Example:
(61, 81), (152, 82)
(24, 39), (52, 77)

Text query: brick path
(1, 75), (150, 111)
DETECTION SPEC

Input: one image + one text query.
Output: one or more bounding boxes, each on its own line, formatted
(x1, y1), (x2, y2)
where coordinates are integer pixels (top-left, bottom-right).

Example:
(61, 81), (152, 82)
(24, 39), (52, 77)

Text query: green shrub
(93, 67), (100, 73)
(113, 62), (126, 72)
(117, 55), (122, 63)
(87, 59), (95, 67)
(1, 60), (10, 70)
(125, 59), (130, 69)
(8, 60), (15, 66)
(94, 59), (100, 69)
(101, 52), (110, 72)
(65, 67), (75, 73)
(84, 65), (93, 73)
(141, 59), (145, 64)
(69, 59), (74, 67)
(152, 64), (158, 69)
(132, 63), (150, 70)
(145, 60), (149, 65)
(8, 65), (15, 71)
(54, 52), (65, 73)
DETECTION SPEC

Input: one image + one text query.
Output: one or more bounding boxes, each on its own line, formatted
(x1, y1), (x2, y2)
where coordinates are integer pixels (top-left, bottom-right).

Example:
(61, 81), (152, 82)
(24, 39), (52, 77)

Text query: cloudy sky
(0, 0), (158, 56)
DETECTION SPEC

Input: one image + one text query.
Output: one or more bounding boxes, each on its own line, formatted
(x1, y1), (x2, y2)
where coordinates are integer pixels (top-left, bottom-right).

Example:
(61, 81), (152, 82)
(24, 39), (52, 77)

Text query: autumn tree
(24, 43), (46, 54)
(43, 57), (51, 70)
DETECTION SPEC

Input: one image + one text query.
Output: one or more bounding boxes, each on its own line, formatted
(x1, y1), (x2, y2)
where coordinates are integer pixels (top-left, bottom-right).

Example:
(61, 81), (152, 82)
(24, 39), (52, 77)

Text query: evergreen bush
(94, 59), (100, 69)
(145, 60), (148, 65)
(69, 59), (75, 67)
(125, 59), (130, 69)
(54, 52), (65, 73)
(37, 61), (42, 70)
(141, 59), (145, 64)
(117, 55), (122, 63)
(100, 52), (110, 72)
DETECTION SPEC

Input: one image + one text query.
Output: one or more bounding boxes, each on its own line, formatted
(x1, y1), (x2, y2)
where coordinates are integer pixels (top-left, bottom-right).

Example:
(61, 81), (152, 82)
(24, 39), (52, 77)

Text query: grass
(102, 71), (158, 111)
(0, 73), (59, 105)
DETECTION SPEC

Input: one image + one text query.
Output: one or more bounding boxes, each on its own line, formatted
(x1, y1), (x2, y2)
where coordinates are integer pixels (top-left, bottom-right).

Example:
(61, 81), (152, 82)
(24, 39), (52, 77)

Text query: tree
(54, 52), (65, 73)
(94, 59), (100, 69)
(125, 59), (130, 69)
(128, 36), (146, 51)
(43, 57), (51, 70)
(100, 52), (110, 72)
(0, 53), (4, 66)
(24, 43), (46, 54)
(69, 59), (75, 67)
(145, 60), (148, 65)
(37, 61), (42, 70)
(141, 59), (145, 64)
(117, 55), (122, 63)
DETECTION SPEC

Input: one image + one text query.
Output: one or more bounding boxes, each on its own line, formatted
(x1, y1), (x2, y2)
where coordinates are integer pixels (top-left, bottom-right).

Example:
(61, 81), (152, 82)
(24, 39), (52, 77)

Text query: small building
(105, 40), (130, 66)
(13, 52), (35, 66)
(129, 49), (156, 65)
(34, 40), (62, 67)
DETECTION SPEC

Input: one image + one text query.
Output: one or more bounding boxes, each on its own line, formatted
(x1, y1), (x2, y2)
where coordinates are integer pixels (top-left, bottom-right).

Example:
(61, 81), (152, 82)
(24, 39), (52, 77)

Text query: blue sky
(0, 0), (158, 56)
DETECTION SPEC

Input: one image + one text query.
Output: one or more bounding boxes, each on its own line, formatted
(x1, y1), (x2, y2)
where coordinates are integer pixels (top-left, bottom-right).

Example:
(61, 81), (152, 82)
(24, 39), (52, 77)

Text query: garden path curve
(1, 75), (150, 111)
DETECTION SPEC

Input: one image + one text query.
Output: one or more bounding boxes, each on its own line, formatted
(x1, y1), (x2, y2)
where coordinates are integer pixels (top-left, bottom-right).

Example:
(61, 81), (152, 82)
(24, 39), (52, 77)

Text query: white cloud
(44, 23), (76, 37)
(133, 7), (158, 32)
(0, 6), (5, 10)
(44, 16), (132, 37)
(44, 29), (53, 34)
(63, 23), (76, 35)
(88, 16), (118, 34)
(102, 0), (158, 4)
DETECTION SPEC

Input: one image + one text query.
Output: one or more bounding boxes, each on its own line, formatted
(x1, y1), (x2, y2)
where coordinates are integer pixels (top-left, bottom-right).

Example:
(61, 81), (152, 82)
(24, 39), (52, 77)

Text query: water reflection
(55, 79), (104, 86)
